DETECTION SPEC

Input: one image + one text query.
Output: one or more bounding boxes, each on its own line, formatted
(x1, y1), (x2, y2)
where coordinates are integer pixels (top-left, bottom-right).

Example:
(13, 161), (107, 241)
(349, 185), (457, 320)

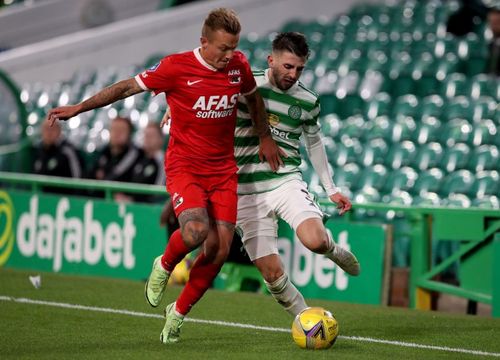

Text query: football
(291, 307), (339, 350)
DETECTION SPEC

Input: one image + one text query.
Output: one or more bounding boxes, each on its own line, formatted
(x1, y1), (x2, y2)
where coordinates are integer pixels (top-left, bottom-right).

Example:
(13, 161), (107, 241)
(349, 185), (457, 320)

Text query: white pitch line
(1, 295), (499, 358)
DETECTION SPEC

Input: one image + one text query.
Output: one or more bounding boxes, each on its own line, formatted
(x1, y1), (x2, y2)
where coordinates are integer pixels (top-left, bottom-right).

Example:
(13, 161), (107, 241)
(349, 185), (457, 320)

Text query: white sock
(265, 273), (307, 317)
(323, 231), (337, 260)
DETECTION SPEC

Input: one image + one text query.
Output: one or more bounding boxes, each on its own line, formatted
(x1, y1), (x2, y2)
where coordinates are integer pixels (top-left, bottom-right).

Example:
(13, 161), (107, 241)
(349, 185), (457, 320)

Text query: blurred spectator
(115, 122), (166, 203)
(90, 116), (140, 182)
(447, 0), (489, 36)
(486, 6), (500, 75)
(31, 120), (84, 194)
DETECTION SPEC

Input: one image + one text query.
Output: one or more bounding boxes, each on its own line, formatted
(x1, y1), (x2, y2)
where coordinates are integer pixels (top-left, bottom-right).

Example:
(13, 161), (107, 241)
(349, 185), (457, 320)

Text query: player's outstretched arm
(244, 90), (285, 171)
(46, 78), (144, 126)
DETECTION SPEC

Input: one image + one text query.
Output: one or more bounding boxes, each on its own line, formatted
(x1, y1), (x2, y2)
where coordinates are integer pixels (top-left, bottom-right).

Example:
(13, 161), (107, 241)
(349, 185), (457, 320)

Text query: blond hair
(202, 8), (241, 39)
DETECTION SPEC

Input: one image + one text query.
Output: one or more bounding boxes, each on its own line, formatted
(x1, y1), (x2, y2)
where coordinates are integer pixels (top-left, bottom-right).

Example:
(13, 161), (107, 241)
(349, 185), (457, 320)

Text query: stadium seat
(385, 141), (417, 170)
(357, 164), (388, 190)
(469, 170), (500, 199)
(412, 167), (445, 195)
(392, 94), (419, 118)
(358, 137), (389, 167)
(440, 143), (471, 172)
(332, 162), (361, 192)
(320, 114), (341, 138)
(419, 94), (444, 119)
(471, 119), (497, 146)
(412, 190), (441, 206)
(439, 119), (473, 146)
(472, 96), (498, 121)
(390, 116), (417, 143)
(444, 96), (473, 122)
(468, 144), (500, 172)
(439, 169), (475, 197)
(412, 141), (443, 170)
(441, 73), (468, 98)
(471, 195), (500, 209)
(337, 114), (365, 140)
(364, 92), (392, 120)
(412, 116), (442, 144)
(381, 166), (418, 194)
(469, 74), (498, 100)
(362, 115), (392, 141)
(329, 137), (363, 167)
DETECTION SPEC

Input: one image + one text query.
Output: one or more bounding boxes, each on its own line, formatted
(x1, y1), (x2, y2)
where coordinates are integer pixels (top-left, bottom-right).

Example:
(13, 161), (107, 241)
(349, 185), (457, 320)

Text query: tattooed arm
(47, 78), (143, 126)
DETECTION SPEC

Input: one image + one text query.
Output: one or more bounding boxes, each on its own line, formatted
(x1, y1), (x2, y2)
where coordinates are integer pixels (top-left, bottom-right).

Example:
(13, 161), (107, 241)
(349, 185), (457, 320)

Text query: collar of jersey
(264, 68), (298, 94)
(194, 47), (217, 72)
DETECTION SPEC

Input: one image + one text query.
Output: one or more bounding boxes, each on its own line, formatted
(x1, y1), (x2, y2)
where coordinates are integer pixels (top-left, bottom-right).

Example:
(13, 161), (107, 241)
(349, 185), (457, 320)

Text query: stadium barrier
(0, 171), (498, 316)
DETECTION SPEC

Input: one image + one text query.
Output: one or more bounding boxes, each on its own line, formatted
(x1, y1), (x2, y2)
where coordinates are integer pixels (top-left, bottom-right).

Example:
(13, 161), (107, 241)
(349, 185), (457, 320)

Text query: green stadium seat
(440, 119), (473, 146)
(337, 114), (365, 140)
(412, 167), (445, 195)
(471, 195), (500, 209)
(353, 186), (382, 204)
(469, 170), (500, 198)
(412, 141), (443, 170)
(412, 191), (441, 206)
(358, 137), (389, 167)
(472, 96), (497, 121)
(357, 164), (388, 190)
(332, 162), (361, 191)
(362, 115), (392, 141)
(469, 74), (498, 100)
(468, 144), (500, 172)
(364, 92), (391, 120)
(440, 170), (475, 196)
(412, 116), (442, 144)
(419, 94), (444, 119)
(390, 116), (417, 143)
(444, 96), (474, 121)
(392, 94), (419, 118)
(320, 114), (341, 138)
(440, 143), (471, 172)
(441, 73), (468, 98)
(385, 141), (417, 170)
(442, 193), (472, 208)
(330, 138), (363, 167)
(382, 166), (418, 194)
(471, 119), (497, 146)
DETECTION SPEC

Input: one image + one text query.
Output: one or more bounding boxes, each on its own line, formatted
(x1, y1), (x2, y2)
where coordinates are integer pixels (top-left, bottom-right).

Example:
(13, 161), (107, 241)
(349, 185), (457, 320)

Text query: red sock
(175, 252), (222, 315)
(161, 229), (191, 273)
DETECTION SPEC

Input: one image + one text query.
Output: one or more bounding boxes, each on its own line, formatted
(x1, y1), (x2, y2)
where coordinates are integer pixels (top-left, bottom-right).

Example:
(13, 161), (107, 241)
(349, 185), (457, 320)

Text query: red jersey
(135, 48), (256, 175)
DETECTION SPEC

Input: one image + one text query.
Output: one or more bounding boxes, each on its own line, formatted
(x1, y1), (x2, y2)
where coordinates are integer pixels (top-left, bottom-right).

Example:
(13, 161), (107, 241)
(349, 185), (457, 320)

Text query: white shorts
(236, 179), (323, 261)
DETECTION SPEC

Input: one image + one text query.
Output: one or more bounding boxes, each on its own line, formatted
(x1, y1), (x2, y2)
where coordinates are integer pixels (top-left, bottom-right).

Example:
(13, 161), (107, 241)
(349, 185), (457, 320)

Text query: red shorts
(167, 170), (238, 224)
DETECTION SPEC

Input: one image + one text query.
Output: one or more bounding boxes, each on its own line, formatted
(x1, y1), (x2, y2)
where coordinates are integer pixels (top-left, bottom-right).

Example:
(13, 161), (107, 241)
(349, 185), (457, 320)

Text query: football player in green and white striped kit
(235, 32), (360, 317)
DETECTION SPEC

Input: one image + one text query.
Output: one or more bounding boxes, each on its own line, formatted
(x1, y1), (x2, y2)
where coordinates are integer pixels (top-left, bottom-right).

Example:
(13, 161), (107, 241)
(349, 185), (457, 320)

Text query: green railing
(1, 171), (499, 316)
(0, 171), (167, 201)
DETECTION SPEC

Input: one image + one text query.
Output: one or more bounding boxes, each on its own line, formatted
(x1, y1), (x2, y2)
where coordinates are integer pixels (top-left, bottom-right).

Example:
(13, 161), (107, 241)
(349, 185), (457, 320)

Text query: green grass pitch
(1, 268), (499, 360)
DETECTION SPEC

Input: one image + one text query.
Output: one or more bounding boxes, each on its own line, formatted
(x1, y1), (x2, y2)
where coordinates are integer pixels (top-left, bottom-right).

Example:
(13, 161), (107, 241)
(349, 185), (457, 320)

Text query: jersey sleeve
(135, 56), (174, 95)
(302, 98), (321, 134)
(239, 53), (257, 96)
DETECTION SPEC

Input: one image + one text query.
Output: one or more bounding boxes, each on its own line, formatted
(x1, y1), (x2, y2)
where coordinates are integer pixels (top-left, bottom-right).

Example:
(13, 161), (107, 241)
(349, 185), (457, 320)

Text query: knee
(304, 230), (330, 254)
(182, 222), (209, 248)
(204, 240), (231, 264)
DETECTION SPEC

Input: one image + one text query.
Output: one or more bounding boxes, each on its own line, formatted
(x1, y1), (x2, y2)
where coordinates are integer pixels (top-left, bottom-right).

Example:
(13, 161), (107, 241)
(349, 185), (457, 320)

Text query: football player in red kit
(46, 8), (283, 344)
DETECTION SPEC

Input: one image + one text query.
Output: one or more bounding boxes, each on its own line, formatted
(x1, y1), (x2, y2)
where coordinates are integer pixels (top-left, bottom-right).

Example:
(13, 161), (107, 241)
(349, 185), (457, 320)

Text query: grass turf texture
(1, 268), (499, 360)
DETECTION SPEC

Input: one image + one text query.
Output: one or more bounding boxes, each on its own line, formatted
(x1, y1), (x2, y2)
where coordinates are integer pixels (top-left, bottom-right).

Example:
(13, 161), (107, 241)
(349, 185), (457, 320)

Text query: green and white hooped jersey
(235, 69), (321, 195)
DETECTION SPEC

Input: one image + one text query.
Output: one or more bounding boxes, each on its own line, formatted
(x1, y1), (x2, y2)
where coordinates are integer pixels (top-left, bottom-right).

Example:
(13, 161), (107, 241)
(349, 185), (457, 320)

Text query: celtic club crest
(288, 105), (302, 120)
